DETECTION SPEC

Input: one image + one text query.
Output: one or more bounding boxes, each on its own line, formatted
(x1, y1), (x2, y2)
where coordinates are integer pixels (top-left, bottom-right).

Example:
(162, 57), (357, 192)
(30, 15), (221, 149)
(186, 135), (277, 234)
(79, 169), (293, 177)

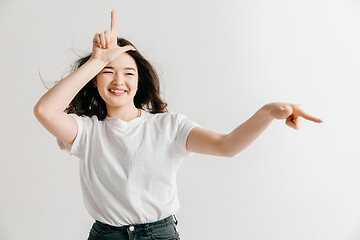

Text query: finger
(298, 110), (323, 123)
(110, 9), (117, 37)
(286, 117), (298, 130)
(104, 30), (110, 48)
(103, 31), (107, 48)
(285, 117), (294, 129)
(100, 32), (106, 48)
(281, 105), (293, 117)
(292, 116), (301, 129)
(97, 34), (102, 47)
(122, 44), (137, 52)
(93, 33), (100, 45)
(93, 33), (102, 47)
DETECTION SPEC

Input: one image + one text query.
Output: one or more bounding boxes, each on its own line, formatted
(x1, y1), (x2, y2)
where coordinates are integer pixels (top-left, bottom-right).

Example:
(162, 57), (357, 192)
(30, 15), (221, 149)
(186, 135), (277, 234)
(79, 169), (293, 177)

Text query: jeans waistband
(95, 215), (177, 231)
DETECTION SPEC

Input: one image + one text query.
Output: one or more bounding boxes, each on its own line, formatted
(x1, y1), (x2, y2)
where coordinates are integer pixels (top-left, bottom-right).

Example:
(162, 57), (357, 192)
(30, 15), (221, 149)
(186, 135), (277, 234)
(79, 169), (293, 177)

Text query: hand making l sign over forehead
(90, 9), (136, 64)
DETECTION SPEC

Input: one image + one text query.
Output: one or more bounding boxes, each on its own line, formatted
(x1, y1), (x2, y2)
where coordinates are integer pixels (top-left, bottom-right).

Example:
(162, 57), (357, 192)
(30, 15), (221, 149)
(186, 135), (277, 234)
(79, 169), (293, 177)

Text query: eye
(103, 71), (113, 74)
(126, 73), (134, 76)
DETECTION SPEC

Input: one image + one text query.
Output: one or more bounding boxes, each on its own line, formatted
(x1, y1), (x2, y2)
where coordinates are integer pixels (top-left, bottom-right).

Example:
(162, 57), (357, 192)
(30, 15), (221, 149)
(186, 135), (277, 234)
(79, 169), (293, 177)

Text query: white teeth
(109, 89), (125, 93)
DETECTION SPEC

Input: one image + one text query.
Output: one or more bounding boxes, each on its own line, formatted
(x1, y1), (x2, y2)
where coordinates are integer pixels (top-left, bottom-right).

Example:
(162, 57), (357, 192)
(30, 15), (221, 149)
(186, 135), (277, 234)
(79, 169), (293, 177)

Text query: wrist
(88, 57), (109, 67)
(262, 103), (275, 120)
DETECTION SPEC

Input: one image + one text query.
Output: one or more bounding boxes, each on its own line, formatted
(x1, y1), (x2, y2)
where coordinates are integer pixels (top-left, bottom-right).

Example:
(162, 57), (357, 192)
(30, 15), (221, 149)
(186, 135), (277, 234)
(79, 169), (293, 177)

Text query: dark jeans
(87, 215), (180, 240)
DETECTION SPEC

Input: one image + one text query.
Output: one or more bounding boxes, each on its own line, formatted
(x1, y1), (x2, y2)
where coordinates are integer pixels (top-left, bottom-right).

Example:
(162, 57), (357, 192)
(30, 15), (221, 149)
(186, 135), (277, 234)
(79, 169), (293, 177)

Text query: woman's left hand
(266, 102), (323, 130)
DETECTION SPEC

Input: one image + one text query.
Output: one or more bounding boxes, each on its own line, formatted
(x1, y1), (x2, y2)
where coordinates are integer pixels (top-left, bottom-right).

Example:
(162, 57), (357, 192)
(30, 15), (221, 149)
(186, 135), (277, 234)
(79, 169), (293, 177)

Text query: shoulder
(145, 111), (199, 131)
(68, 113), (97, 120)
(141, 112), (182, 130)
(146, 111), (185, 123)
(67, 113), (101, 127)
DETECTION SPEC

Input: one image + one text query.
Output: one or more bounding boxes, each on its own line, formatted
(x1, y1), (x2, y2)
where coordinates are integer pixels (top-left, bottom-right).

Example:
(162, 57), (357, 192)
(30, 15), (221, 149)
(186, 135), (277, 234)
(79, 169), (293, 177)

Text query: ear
(92, 79), (97, 87)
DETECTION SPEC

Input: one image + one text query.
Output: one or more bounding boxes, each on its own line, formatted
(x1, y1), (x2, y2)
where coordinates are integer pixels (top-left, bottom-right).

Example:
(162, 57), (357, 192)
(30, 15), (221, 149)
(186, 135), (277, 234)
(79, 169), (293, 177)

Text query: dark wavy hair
(42, 37), (168, 120)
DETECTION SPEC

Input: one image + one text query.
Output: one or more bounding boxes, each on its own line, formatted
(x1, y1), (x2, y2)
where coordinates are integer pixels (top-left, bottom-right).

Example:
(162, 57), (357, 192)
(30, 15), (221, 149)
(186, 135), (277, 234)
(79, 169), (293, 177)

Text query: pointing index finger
(299, 109), (323, 123)
(111, 9), (117, 35)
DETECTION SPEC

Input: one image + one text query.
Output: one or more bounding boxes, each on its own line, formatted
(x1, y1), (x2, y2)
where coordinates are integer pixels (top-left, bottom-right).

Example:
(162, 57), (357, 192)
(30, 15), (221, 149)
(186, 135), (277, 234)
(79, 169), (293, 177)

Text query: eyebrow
(103, 66), (136, 72)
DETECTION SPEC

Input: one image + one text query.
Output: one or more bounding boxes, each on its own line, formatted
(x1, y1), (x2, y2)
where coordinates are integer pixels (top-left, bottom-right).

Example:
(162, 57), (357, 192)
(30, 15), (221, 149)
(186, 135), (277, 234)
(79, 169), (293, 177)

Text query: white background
(1, 0), (360, 239)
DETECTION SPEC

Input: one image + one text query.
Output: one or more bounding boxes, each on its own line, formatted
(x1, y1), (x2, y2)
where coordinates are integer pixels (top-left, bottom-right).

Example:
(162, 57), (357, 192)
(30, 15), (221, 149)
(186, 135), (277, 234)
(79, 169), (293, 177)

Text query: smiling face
(93, 53), (138, 112)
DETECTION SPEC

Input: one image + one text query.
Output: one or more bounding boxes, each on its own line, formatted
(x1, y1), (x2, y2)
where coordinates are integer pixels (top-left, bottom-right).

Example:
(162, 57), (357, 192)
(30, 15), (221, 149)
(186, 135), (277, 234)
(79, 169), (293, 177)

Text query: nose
(112, 74), (125, 86)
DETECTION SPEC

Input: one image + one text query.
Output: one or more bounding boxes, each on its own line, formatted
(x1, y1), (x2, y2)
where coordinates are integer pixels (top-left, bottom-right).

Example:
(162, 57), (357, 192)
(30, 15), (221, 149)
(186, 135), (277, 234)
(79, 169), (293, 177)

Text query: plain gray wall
(1, 0), (359, 239)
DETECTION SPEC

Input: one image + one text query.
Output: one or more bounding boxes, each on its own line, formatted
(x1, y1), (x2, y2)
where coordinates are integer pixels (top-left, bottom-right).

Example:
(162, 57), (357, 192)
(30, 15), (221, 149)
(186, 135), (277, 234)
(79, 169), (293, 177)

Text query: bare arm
(221, 104), (274, 157)
(33, 58), (108, 146)
(33, 9), (135, 118)
(186, 105), (272, 157)
(33, 9), (136, 145)
(33, 58), (107, 118)
(187, 103), (323, 157)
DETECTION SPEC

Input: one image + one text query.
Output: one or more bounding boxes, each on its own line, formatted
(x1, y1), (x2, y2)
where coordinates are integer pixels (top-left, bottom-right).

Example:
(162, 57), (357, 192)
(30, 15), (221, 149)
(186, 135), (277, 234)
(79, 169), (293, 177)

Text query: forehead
(104, 53), (137, 71)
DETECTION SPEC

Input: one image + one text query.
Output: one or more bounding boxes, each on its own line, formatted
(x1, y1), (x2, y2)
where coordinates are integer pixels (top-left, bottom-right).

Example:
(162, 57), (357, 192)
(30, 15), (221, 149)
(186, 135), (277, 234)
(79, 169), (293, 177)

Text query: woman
(33, 9), (323, 240)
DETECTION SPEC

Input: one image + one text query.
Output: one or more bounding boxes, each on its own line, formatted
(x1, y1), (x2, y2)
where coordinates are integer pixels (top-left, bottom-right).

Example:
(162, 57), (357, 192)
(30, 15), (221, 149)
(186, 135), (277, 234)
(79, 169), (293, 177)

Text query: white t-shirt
(56, 109), (202, 226)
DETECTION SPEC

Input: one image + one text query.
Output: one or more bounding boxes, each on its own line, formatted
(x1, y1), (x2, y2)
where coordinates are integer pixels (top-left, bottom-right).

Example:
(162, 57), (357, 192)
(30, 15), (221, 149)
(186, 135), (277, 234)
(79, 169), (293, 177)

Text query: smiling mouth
(109, 89), (127, 93)
(108, 89), (127, 96)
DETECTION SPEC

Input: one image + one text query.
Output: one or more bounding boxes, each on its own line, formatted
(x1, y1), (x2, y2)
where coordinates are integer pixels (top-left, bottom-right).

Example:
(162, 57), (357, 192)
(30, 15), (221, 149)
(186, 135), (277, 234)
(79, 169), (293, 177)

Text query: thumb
(280, 105), (293, 118)
(121, 44), (137, 52)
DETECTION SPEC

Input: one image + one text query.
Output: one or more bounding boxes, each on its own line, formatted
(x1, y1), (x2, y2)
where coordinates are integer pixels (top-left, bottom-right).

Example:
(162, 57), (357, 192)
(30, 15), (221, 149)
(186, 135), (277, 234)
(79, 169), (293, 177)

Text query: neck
(106, 104), (140, 122)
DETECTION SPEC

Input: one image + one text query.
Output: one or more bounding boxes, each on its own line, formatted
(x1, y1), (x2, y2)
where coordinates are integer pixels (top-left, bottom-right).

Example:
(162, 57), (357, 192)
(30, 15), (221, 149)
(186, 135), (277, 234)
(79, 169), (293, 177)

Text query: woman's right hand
(90, 9), (136, 64)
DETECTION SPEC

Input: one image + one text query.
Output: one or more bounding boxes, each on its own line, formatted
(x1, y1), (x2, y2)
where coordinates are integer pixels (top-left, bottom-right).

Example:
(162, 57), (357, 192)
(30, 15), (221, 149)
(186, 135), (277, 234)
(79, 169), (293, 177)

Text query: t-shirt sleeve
(174, 113), (203, 157)
(56, 113), (92, 159)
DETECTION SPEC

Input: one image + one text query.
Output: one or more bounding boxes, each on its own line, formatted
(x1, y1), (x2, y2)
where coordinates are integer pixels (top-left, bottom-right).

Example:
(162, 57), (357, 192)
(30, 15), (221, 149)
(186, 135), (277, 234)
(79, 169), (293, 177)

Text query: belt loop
(144, 224), (151, 237)
(172, 215), (178, 225)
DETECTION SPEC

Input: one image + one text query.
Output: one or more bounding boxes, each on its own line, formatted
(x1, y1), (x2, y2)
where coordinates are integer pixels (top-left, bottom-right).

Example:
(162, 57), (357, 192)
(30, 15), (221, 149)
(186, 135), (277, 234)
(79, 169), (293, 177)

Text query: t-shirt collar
(104, 109), (147, 127)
